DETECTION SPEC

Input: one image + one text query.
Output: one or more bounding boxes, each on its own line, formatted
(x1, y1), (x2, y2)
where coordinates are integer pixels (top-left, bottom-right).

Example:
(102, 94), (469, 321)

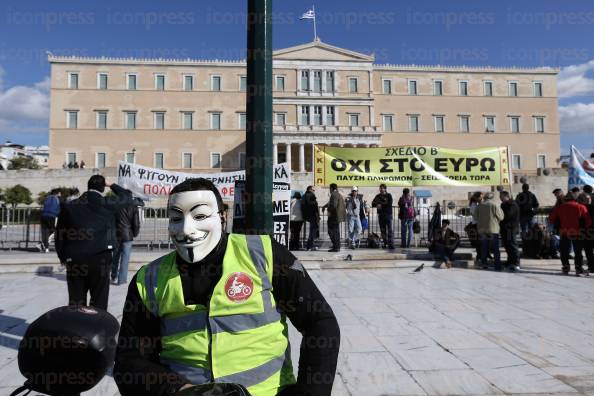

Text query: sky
(0, 0), (593, 154)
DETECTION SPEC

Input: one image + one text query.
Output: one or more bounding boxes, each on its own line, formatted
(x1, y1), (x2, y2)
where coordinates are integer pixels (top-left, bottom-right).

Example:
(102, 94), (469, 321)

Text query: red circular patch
(224, 272), (254, 303)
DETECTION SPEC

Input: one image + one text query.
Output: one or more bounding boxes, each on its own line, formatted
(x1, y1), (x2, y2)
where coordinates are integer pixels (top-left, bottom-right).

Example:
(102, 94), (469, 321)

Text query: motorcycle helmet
(12, 305), (119, 396)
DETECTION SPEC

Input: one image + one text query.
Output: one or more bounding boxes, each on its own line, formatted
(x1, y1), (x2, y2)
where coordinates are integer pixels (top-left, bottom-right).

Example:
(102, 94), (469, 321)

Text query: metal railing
(1, 205), (551, 250)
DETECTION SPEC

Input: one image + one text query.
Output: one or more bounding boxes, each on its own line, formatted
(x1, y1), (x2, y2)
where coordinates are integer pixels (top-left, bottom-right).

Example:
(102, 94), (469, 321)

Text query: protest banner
(568, 145), (594, 190)
(117, 161), (289, 201)
(314, 145), (511, 187)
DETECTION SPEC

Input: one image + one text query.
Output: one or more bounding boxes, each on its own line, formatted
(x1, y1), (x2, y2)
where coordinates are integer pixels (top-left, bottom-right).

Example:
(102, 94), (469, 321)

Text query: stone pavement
(1, 261), (594, 395)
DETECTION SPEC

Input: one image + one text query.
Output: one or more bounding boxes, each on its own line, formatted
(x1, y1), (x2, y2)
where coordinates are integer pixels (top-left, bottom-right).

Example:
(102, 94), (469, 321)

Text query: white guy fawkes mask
(168, 190), (222, 263)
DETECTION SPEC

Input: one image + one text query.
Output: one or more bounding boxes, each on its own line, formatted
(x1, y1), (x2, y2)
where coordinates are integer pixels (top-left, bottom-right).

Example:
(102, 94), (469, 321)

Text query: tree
(3, 185), (33, 208)
(8, 156), (41, 170)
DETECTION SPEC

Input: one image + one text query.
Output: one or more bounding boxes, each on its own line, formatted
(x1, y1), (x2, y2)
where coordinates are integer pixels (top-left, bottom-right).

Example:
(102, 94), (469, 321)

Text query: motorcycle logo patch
(224, 272), (254, 303)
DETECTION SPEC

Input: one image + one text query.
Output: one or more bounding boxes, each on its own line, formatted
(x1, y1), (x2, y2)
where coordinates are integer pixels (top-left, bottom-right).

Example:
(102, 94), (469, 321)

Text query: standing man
(474, 192), (504, 270)
(112, 203), (141, 285)
(500, 191), (521, 271)
(372, 184), (394, 249)
(345, 187), (362, 249)
(324, 183), (346, 252)
(301, 186), (320, 251)
(549, 193), (592, 276)
(55, 175), (142, 309)
(114, 178), (340, 396)
(39, 188), (61, 253)
(398, 188), (416, 248)
(516, 183), (540, 235)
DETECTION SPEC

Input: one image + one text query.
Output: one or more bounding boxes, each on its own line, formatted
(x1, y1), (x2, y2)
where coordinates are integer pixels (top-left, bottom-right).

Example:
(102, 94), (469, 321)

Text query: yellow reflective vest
(136, 234), (296, 396)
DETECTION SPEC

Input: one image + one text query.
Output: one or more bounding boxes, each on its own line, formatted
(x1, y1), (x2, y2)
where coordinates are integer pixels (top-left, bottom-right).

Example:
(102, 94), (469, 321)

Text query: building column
(299, 143), (305, 172)
(322, 105), (327, 126)
(321, 70), (327, 93)
(309, 105), (314, 126)
(285, 143), (292, 170)
(309, 69), (314, 92)
(273, 143), (278, 165)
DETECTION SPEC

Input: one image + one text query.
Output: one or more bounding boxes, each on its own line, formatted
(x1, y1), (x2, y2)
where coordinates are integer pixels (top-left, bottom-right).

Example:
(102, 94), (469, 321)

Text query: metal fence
(1, 205), (552, 251)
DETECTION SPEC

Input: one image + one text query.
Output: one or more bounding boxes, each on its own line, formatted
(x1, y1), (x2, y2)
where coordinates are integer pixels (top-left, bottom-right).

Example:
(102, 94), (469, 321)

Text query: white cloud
(558, 60), (594, 98)
(559, 102), (594, 134)
(0, 71), (49, 124)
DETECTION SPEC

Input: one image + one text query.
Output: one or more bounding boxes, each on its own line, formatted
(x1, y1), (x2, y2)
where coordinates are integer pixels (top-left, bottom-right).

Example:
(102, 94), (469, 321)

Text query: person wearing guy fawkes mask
(114, 178), (340, 396)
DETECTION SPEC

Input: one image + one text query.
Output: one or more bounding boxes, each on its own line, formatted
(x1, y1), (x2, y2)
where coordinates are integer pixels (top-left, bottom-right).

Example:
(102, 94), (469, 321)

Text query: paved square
(1, 263), (594, 395)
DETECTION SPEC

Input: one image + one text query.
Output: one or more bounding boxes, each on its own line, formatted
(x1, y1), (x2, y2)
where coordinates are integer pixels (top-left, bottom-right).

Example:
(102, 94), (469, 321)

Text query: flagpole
(312, 4), (317, 40)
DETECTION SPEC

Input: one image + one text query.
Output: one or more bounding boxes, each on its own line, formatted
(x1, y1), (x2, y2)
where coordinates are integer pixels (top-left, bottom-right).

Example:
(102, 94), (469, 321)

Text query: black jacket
(114, 235), (340, 396)
(55, 184), (141, 263)
(515, 191), (539, 219)
(117, 205), (141, 242)
(500, 200), (520, 234)
(371, 192), (393, 217)
(301, 191), (319, 222)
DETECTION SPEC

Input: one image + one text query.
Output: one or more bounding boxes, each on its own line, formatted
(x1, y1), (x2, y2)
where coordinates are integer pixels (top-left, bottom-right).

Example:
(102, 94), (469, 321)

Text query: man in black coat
(55, 175), (142, 309)
(515, 183), (539, 235)
(500, 190), (521, 271)
(301, 185), (320, 251)
(112, 204), (141, 285)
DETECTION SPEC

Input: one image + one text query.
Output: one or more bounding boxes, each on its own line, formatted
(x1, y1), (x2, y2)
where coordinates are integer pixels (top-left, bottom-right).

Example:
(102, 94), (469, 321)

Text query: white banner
(117, 161), (290, 201)
(569, 146), (594, 190)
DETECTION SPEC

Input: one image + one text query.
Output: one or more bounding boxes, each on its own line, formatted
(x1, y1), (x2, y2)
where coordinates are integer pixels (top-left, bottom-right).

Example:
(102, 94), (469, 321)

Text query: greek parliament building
(48, 39), (560, 175)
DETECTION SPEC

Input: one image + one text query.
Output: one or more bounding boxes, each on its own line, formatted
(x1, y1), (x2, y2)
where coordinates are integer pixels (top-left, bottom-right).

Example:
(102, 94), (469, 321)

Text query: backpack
(367, 233), (381, 248)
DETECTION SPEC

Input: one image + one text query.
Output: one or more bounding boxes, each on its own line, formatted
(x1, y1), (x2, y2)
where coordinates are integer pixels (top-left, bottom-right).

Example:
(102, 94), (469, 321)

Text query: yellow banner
(314, 145), (511, 187)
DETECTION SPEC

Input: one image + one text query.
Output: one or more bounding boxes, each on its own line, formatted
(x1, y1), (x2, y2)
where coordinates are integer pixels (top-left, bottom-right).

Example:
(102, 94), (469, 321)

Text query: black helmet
(13, 305), (119, 396)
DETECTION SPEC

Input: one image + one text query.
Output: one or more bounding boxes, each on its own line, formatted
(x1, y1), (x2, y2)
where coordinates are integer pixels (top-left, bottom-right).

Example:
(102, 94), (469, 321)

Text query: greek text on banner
(314, 145), (511, 187)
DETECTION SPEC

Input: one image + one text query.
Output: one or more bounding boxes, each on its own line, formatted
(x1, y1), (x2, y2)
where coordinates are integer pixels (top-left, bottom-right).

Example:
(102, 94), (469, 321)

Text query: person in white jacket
(289, 192), (304, 251)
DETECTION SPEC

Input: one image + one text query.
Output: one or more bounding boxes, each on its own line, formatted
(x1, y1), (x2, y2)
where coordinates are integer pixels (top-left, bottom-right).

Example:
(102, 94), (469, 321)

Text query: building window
(66, 152), (77, 165)
(182, 153), (192, 169)
(534, 116), (545, 133)
(433, 80), (443, 96)
(348, 77), (358, 93)
(210, 113), (221, 130)
(326, 106), (335, 126)
(510, 116), (520, 133)
(96, 152), (106, 168)
(68, 72), (79, 89)
(509, 81), (518, 97)
(383, 115), (394, 132)
(459, 81), (468, 96)
(534, 81), (543, 97)
(300, 106), (310, 125)
(326, 71), (335, 92)
(275, 76), (285, 91)
(154, 112), (165, 130)
(313, 106), (322, 125)
(383, 79), (392, 94)
(275, 113), (286, 126)
(127, 74), (137, 90)
(154, 153), (164, 169)
(459, 115), (470, 133)
(408, 80), (418, 95)
(67, 111), (78, 129)
(183, 75), (194, 91)
(211, 76), (221, 91)
(484, 81), (493, 96)
(238, 113), (246, 130)
(98, 73), (108, 90)
(300, 70), (309, 91)
(409, 115), (419, 132)
(512, 154), (521, 170)
(125, 112), (136, 129)
(155, 74), (165, 91)
(313, 71), (322, 92)
(537, 154), (546, 169)
(348, 113), (360, 127)
(239, 76), (247, 92)
(239, 152), (246, 169)
(211, 153), (222, 169)
(125, 152), (136, 164)
(96, 111), (108, 129)
(485, 116), (495, 133)
(434, 116), (445, 132)
(182, 112), (193, 130)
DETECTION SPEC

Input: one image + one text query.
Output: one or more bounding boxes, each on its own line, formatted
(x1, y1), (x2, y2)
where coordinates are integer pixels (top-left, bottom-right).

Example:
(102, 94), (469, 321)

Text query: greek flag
(300, 9), (315, 20)
(568, 145), (594, 190)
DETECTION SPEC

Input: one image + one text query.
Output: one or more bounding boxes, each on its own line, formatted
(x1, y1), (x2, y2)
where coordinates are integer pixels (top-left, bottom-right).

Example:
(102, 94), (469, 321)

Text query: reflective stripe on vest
(137, 234), (295, 395)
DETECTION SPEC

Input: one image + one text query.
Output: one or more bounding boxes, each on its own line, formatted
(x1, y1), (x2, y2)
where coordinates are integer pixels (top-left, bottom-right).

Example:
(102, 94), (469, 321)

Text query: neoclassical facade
(48, 39), (559, 173)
